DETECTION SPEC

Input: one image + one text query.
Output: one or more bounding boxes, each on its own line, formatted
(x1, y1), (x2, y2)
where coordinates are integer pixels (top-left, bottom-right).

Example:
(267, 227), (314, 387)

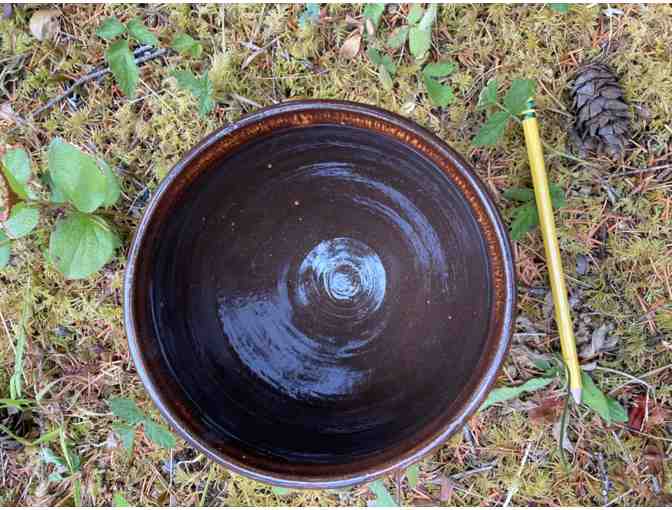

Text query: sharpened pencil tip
(571, 387), (582, 404)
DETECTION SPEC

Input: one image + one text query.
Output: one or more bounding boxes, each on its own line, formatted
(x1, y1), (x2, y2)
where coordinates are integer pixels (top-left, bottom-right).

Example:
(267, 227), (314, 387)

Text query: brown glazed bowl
(124, 100), (515, 488)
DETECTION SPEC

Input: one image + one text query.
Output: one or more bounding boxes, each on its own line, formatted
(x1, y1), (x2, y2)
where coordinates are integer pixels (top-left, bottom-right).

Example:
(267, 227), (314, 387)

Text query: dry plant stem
(30, 46), (170, 119)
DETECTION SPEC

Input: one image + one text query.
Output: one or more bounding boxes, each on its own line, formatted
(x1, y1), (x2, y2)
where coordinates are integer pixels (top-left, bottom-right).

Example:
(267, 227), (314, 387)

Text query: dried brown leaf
(29, 8), (61, 41)
(529, 397), (564, 424)
(339, 31), (362, 59)
(439, 475), (454, 503)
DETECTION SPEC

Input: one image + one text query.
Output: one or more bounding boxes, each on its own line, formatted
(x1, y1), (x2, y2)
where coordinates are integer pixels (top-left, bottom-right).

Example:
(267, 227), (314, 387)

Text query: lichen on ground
(1, 3), (671, 506)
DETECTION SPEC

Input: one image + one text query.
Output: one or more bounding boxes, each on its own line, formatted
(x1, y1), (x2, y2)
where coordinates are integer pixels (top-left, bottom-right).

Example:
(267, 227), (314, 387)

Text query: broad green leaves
(109, 397), (177, 452)
(473, 78), (537, 147)
(363, 4), (385, 31)
(44, 139), (121, 278)
(143, 420), (176, 449)
(549, 3), (570, 13)
(109, 397), (145, 425)
(386, 26), (408, 49)
(422, 61), (456, 107)
(172, 70), (214, 118)
(1, 148), (31, 199)
(49, 213), (119, 279)
(405, 464), (419, 489)
(0, 231), (9, 268)
(477, 78), (498, 110)
(369, 480), (398, 507)
(96, 17), (126, 40)
(171, 33), (202, 58)
(505, 183), (565, 240)
(126, 18), (158, 46)
(106, 40), (139, 99)
(5, 203), (39, 239)
(367, 48), (396, 91)
(48, 139), (109, 213)
(503, 79), (536, 116)
(473, 110), (510, 147)
(96, 17), (157, 98)
(480, 377), (554, 411)
(1, 142), (120, 279)
(409, 4), (436, 59)
(581, 371), (627, 424)
(113, 493), (131, 507)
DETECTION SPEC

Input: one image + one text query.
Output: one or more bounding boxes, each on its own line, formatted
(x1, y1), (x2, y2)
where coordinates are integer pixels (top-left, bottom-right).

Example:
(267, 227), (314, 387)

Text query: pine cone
(569, 62), (630, 158)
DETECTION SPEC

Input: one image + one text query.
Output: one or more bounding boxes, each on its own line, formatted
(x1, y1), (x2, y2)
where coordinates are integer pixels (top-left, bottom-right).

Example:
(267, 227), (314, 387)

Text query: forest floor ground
(1, 4), (671, 506)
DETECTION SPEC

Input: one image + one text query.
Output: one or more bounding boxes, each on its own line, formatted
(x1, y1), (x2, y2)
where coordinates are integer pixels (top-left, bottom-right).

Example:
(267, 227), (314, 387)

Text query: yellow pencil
(521, 98), (582, 404)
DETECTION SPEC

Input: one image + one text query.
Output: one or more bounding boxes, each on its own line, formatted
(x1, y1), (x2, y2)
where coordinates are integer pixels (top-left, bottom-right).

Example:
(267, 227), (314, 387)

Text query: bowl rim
(124, 99), (516, 489)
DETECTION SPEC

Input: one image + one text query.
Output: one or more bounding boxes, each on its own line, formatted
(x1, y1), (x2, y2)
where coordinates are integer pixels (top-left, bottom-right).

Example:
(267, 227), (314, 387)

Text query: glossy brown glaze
(124, 100), (516, 488)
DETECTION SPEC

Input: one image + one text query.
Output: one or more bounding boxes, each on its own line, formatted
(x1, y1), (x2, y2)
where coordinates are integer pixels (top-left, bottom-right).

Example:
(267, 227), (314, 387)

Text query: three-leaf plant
(96, 16), (159, 98)
(172, 69), (214, 118)
(109, 397), (176, 452)
(473, 78), (536, 146)
(421, 60), (455, 107)
(0, 141), (120, 278)
(504, 183), (565, 240)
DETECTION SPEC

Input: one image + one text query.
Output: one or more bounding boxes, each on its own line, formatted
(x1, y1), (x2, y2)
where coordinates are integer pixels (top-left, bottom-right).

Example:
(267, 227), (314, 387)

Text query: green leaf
(581, 371), (611, 422)
(422, 61), (455, 78)
(408, 26), (431, 58)
(378, 64), (393, 91)
(363, 4), (385, 29)
(369, 480), (397, 507)
(367, 47), (383, 65)
(423, 74), (454, 107)
(113, 493), (131, 507)
(549, 3), (570, 13)
(48, 139), (108, 213)
(405, 464), (419, 489)
(418, 3), (437, 31)
(367, 48), (396, 76)
(503, 187), (535, 202)
(473, 110), (510, 147)
(49, 212), (119, 279)
(387, 26), (408, 49)
(1, 148), (31, 199)
(0, 231), (10, 269)
(143, 419), (176, 449)
(109, 398), (145, 425)
(477, 78), (498, 110)
(98, 160), (121, 207)
(106, 39), (139, 99)
(510, 202), (539, 241)
(126, 18), (158, 46)
(503, 79), (536, 116)
(549, 183), (566, 209)
(9, 320), (27, 400)
(479, 377), (554, 411)
(298, 3), (320, 28)
(96, 17), (126, 40)
(171, 33), (202, 58)
(112, 423), (136, 453)
(41, 448), (67, 469)
(271, 487), (291, 496)
(606, 397), (628, 423)
(172, 70), (214, 118)
(4, 202), (39, 239)
(408, 4), (436, 58)
(172, 69), (200, 91)
(407, 4), (424, 25)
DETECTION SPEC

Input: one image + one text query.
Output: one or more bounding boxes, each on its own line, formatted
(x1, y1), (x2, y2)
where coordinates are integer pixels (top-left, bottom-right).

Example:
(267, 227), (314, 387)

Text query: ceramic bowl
(124, 100), (515, 488)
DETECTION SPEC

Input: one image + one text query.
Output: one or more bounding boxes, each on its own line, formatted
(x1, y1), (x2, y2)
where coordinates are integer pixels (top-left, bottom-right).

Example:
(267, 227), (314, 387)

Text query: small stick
(30, 47), (170, 119)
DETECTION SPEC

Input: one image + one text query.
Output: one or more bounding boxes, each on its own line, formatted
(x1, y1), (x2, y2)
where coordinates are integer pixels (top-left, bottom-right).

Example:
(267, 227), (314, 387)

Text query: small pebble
(576, 254), (588, 275)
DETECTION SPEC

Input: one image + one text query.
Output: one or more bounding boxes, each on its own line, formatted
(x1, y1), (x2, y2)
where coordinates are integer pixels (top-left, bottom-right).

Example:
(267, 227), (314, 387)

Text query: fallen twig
(30, 46), (170, 119)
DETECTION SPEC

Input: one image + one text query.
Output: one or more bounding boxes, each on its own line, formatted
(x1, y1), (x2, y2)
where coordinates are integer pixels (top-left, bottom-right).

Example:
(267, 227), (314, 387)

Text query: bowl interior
(128, 103), (512, 486)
